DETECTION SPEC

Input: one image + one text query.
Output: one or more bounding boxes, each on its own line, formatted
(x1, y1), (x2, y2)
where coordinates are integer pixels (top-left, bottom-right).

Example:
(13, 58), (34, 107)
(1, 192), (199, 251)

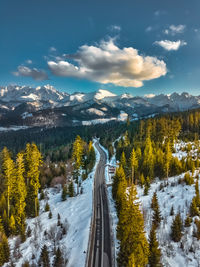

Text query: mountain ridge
(0, 84), (199, 129)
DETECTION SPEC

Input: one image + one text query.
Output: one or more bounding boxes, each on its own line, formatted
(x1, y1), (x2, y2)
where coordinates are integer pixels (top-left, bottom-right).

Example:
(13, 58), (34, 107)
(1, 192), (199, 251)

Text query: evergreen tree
(9, 215), (16, 235)
(117, 185), (149, 266)
(25, 144), (43, 217)
(61, 185), (67, 201)
(53, 247), (64, 267)
(72, 136), (84, 181)
(164, 141), (172, 178)
(151, 193), (161, 228)
(120, 152), (127, 170)
(171, 213), (182, 242)
(148, 224), (161, 267)
(15, 152), (27, 236)
(2, 147), (16, 219)
(68, 182), (74, 197)
(190, 197), (199, 217)
(48, 210), (52, 219)
(39, 244), (50, 267)
(184, 215), (192, 227)
(0, 231), (10, 266)
(143, 137), (154, 178)
(130, 148), (138, 184)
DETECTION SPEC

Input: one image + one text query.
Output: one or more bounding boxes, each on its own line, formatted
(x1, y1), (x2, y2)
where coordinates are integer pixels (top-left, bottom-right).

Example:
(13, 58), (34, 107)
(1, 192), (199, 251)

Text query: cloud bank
(13, 66), (48, 81)
(48, 39), (167, 87)
(155, 40), (187, 51)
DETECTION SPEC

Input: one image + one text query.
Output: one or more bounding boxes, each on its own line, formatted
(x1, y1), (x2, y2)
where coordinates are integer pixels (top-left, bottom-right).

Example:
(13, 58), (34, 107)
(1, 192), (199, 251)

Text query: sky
(1, 0), (200, 96)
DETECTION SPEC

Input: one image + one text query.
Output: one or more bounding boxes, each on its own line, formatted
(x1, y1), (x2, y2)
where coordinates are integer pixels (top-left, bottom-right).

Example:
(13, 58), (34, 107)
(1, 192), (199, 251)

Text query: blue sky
(1, 0), (200, 96)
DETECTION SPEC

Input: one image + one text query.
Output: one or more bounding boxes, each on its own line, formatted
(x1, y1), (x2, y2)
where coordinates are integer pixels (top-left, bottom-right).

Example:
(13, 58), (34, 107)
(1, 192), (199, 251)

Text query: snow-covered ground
(4, 140), (100, 267)
(137, 171), (200, 267)
(173, 140), (200, 160)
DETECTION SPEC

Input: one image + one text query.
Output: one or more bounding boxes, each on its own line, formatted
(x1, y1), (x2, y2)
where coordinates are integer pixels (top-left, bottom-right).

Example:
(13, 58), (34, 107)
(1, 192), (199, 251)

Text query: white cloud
(13, 66), (48, 81)
(26, 59), (32, 64)
(49, 46), (57, 52)
(154, 40), (187, 51)
(48, 39), (167, 87)
(145, 26), (153, 32)
(108, 25), (121, 32)
(164, 24), (186, 35)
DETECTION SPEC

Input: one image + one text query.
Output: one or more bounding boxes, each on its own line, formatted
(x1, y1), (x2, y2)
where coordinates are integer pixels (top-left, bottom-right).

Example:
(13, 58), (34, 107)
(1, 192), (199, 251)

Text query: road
(87, 141), (113, 267)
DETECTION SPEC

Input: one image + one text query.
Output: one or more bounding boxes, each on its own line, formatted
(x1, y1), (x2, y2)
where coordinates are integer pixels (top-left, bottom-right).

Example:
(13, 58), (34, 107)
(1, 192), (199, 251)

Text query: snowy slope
(4, 140), (100, 267)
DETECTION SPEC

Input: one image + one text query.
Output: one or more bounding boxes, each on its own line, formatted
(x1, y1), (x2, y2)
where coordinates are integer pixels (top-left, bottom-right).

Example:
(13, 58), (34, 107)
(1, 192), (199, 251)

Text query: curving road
(87, 142), (113, 267)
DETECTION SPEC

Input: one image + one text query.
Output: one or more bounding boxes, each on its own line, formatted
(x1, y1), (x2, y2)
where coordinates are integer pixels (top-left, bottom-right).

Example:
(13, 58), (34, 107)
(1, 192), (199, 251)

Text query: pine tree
(171, 213), (182, 242)
(72, 136), (84, 181)
(25, 143), (43, 217)
(116, 166), (127, 214)
(143, 137), (154, 178)
(148, 224), (161, 267)
(48, 211), (52, 219)
(15, 152), (27, 236)
(190, 197), (199, 217)
(169, 206), (173, 217)
(117, 185), (149, 266)
(9, 215), (16, 235)
(68, 182), (74, 197)
(164, 141), (172, 178)
(130, 148), (138, 184)
(39, 244), (50, 267)
(151, 193), (161, 228)
(2, 147), (16, 219)
(120, 152), (127, 170)
(195, 179), (200, 207)
(184, 215), (192, 227)
(45, 202), (50, 212)
(62, 185), (67, 201)
(53, 247), (64, 267)
(0, 231), (10, 266)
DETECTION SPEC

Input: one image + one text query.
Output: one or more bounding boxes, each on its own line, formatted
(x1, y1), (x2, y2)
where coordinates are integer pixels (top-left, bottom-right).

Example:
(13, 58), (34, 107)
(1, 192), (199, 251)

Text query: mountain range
(0, 84), (199, 129)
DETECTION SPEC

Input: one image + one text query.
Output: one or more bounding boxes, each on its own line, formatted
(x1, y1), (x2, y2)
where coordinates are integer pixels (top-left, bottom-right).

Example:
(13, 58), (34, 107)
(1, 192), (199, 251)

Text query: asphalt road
(87, 142), (113, 267)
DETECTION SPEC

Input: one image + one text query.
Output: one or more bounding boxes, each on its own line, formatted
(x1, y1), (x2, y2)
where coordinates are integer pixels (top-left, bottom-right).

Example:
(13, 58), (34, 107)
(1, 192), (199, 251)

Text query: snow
(5, 140), (101, 267)
(21, 112), (33, 119)
(137, 171), (200, 267)
(86, 108), (105, 116)
(82, 118), (116, 126)
(0, 126), (30, 131)
(117, 111), (128, 121)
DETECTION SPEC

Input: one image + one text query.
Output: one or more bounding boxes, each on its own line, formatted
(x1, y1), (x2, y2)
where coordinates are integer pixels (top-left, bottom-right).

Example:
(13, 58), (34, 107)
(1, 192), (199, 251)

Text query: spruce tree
(0, 231), (10, 266)
(148, 224), (161, 267)
(120, 152), (127, 170)
(2, 147), (16, 219)
(171, 213), (182, 242)
(25, 143), (42, 217)
(53, 247), (64, 267)
(62, 185), (67, 201)
(130, 148), (138, 184)
(117, 185), (149, 266)
(39, 244), (50, 267)
(190, 197), (199, 217)
(68, 182), (74, 197)
(164, 141), (172, 178)
(15, 152), (27, 236)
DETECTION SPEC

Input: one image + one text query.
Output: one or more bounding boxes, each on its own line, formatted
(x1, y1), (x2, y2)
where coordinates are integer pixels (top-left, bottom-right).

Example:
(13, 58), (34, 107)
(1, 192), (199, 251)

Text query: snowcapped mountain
(0, 85), (200, 129)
